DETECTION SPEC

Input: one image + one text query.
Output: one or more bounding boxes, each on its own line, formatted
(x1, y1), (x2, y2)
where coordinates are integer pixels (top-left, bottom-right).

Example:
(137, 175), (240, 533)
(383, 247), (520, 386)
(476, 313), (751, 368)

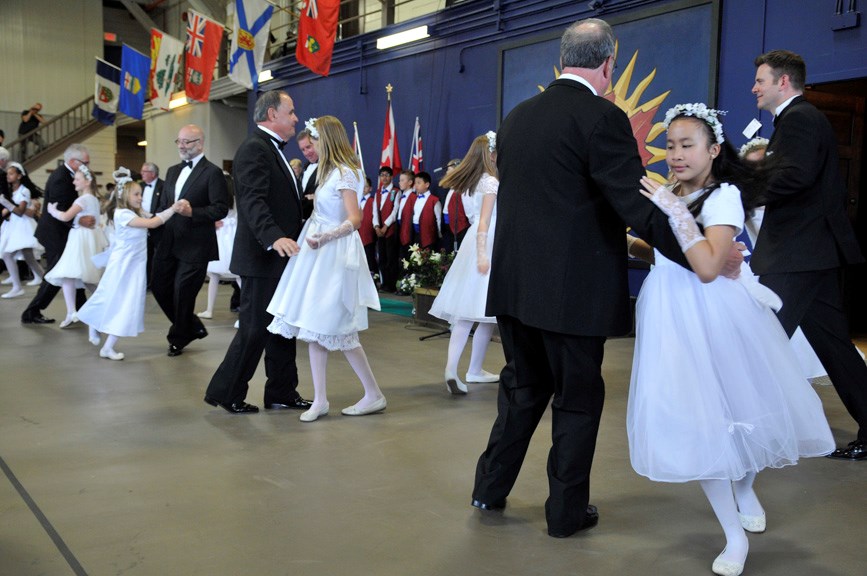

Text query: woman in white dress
(77, 176), (177, 360)
(267, 116), (385, 422)
(44, 164), (108, 327)
(0, 162), (44, 298)
(628, 104), (834, 576)
(429, 133), (501, 394)
(198, 171), (240, 320)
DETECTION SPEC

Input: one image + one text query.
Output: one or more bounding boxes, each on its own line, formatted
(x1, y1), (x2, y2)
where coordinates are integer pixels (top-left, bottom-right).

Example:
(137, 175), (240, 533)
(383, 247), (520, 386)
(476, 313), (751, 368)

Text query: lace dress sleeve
(478, 173), (499, 196)
(336, 168), (360, 196)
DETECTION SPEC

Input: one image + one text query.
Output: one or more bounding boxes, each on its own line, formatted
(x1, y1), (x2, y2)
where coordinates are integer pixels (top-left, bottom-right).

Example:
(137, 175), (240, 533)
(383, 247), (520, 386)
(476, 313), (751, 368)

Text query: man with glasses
(151, 124), (228, 356)
(21, 143), (95, 324)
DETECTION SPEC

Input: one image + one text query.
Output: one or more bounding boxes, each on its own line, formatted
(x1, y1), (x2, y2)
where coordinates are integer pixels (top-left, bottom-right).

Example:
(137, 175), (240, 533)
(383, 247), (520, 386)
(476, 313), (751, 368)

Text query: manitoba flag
(409, 116), (423, 173)
(295, 0), (340, 76)
(184, 10), (224, 102)
(380, 96), (401, 173)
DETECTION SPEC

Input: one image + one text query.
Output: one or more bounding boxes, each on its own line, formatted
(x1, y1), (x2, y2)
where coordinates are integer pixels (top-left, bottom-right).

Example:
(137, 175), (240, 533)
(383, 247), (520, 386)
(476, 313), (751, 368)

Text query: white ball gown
(45, 194), (107, 286)
(77, 209), (147, 337)
(267, 166), (380, 351)
(0, 186), (43, 256)
(429, 173), (498, 323)
(628, 184), (834, 483)
(207, 209), (239, 279)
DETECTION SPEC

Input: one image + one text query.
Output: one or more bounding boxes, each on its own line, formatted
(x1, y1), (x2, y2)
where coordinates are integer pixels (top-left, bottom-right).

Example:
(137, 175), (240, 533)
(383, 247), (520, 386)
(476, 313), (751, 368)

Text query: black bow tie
(181, 160), (193, 170)
(271, 137), (287, 151)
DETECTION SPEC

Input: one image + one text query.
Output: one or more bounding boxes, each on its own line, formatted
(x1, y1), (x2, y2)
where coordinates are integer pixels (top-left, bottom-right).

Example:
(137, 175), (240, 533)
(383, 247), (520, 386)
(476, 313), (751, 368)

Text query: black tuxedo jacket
(750, 96), (863, 274)
(487, 78), (687, 336)
(34, 165), (76, 254)
(230, 128), (303, 278)
(140, 178), (165, 214)
(157, 157), (227, 264)
(301, 162), (317, 219)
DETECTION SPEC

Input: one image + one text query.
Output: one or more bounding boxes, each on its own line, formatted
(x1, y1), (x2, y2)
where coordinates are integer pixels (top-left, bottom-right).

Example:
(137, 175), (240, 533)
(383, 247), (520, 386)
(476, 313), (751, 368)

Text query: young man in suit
(151, 125), (228, 357)
(140, 161), (164, 289)
(373, 166), (399, 291)
(297, 128), (318, 221)
(204, 90), (311, 414)
(472, 18), (700, 538)
(751, 50), (867, 461)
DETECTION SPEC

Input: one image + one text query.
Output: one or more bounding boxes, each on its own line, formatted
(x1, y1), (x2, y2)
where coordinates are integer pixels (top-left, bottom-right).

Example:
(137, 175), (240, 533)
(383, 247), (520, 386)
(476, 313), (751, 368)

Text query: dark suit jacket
(157, 157), (227, 264)
(750, 96), (863, 274)
(301, 162), (317, 220)
(141, 178), (165, 214)
(230, 128), (303, 278)
(486, 78), (687, 337)
(34, 164), (76, 255)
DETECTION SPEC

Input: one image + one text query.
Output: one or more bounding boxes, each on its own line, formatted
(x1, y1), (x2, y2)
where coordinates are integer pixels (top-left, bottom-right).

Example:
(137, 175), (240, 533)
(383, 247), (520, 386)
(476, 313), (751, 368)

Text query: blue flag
(119, 45), (150, 120)
(92, 58), (121, 126)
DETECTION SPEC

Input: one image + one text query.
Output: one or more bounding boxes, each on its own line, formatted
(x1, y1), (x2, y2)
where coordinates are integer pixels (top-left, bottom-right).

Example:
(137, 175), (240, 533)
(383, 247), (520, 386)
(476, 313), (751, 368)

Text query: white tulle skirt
(45, 226), (108, 286)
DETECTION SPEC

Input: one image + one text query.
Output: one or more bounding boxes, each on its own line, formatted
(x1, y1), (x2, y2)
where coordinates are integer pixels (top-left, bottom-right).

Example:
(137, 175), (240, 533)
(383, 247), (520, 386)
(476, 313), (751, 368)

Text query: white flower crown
(112, 167), (133, 190)
(485, 131), (496, 153)
(305, 118), (319, 140)
(738, 137), (769, 159)
(79, 164), (93, 181)
(663, 103), (727, 145)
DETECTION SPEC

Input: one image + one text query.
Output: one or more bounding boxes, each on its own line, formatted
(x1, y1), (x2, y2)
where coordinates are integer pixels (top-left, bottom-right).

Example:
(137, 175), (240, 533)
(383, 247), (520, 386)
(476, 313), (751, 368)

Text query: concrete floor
(0, 282), (865, 576)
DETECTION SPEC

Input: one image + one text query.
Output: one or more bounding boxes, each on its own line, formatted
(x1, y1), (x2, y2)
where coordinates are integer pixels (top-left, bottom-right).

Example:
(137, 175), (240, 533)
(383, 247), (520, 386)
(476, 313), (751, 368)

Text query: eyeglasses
(174, 138), (201, 146)
(74, 158), (90, 165)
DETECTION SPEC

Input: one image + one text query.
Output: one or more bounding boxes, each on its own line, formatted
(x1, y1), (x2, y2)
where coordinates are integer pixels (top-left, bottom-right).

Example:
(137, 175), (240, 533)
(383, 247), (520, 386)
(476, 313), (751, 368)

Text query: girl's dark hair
(8, 165), (44, 199)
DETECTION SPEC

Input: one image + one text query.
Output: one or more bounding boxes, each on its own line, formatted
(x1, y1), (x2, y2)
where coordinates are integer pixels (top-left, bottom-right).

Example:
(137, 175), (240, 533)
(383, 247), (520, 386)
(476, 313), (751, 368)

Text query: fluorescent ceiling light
(137, 140), (147, 147)
(376, 25), (429, 50)
(258, 69), (273, 83)
(169, 91), (189, 110)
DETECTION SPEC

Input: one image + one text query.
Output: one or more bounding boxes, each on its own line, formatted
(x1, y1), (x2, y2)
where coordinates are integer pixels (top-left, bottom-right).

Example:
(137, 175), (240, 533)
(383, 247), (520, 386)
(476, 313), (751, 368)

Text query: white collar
(774, 94), (800, 118)
(558, 73), (597, 96)
(257, 125), (283, 143)
(183, 153), (204, 168)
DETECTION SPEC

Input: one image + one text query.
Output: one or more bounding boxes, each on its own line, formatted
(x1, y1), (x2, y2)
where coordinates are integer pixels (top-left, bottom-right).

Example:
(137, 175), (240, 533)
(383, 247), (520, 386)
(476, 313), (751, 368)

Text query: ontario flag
(409, 116), (423, 173)
(296, 0), (340, 76)
(380, 95), (402, 173)
(184, 10), (224, 102)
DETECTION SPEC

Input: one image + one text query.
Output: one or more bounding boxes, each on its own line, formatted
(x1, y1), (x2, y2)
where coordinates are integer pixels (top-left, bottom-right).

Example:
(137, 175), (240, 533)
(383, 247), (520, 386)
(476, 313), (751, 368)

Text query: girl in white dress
(44, 165), (108, 327)
(0, 162), (44, 298)
(77, 177), (177, 360)
(628, 104), (834, 576)
(429, 133), (501, 394)
(198, 172), (240, 320)
(267, 116), (386, 422)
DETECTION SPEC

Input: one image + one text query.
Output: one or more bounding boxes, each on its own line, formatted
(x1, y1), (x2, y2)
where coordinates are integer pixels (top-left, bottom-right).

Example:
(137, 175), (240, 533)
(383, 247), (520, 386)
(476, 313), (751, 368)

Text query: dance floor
(0, 282), (864, 576)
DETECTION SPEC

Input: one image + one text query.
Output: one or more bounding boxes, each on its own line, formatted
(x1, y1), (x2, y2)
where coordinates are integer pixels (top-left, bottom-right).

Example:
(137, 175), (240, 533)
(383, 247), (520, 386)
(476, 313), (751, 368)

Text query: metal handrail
(7, 96), (97, 167)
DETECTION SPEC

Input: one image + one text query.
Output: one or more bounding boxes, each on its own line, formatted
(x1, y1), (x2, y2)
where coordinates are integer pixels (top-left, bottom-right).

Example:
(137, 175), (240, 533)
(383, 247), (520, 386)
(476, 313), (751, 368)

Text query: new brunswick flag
(184, 10), (224, 102)
(296, 0), (340, 76)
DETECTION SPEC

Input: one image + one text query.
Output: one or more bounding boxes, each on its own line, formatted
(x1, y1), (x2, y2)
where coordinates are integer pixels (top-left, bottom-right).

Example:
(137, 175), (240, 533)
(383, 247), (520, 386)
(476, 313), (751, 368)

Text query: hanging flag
(92, 58), (121, 126)
(119, 45), (150, 120)
(409, 116), (423, 173)
(380, 88), (402, 172)
(184, 10), (224, 102)
(149, 28), (184, 111)
(295, 0), (340, 76)
(353, 121), (365, 177)
(228, 0), (274, 90)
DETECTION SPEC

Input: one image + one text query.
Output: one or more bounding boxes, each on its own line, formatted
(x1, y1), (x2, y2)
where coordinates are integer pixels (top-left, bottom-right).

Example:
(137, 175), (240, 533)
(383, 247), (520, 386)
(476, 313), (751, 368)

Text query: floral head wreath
(738, 137), (769, 159)
(485, 131), (496, 153)
(112, 167), (132, 200)
(78, 164), (93, 181)
(8, 161), (26, 177)
(663, 103), (727, 145)
(305, 118), (319, 140)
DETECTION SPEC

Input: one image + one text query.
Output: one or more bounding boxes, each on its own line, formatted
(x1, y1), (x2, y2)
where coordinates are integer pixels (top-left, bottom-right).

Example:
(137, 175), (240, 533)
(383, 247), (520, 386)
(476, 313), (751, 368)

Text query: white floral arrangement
(486, 130), (496, 152)
(112, 167), (133, 187)
(305, 118), (319, 139)
(663, 103), (727, 144)
(79, 164), (93, 181)
(738, 137), (769, 159)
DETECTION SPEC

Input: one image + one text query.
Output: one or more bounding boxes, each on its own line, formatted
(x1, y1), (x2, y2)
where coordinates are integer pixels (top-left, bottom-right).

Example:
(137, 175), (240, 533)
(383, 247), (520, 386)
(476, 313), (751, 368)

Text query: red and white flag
(353, 121), (366, 177)
(380, 95), (402, 173)
(409, 116), (423, 173)
(184, 10), (224, 102)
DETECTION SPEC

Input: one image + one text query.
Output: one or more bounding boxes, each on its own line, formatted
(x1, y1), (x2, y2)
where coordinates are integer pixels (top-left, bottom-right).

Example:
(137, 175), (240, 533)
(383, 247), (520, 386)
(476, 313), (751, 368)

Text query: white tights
(699, 474), (762, 568)
(202, 275), (240, 315)
(445, 320), (496, 376)
(307, 341), (384, 411)
(2, 249), (43, 290)
(61, 278), (96, 319)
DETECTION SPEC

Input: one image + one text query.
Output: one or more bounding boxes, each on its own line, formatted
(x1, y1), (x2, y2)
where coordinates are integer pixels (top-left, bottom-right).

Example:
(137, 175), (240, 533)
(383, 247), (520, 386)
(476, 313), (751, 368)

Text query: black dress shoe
(194, 328), (209, 340)
(828, 439), (867, 460)
(167, 344), (184, 357)
(264, 397), (313, 410)
(548, 505), (599, 538)
(22, 314), (55, 324)
(471, 498), (506, 511)
(204, 395), (259, 414)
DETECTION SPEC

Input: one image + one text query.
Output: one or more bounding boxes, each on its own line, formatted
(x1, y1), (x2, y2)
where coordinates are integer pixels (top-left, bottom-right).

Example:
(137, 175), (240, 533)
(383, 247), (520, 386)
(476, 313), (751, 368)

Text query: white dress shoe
(445, 370), (468, 394)
(465, 370), (500, 383)
(299, 403), (329, 422)
(712, 556), (744, 576)
(738, 511), (766, 533)
(0, 276), (12, 285)
(1, 287), (25, 298)
(341, 396), (387, 416)
(99, 348), (125, 361)
(59, 313), (79, 328)
(26, 275), (42, 286)
(196, 310), (213, 319)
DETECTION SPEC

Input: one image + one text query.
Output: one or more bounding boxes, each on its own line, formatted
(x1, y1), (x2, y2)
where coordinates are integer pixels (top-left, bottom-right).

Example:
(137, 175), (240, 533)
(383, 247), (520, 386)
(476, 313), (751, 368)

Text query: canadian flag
(409, 116), (423, 173)
(380, 95), (402, 173)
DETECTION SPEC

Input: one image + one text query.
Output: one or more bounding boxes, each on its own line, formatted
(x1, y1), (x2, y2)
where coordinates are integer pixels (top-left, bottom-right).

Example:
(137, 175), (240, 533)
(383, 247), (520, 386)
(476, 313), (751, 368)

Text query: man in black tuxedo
(204, 90), (311, 414)
(21, 143), (94, 324)
(751, 50), (867, 461)
(140, 161), (165, 289)
(151, 125), (228, 356)
(297, 128), (317, 221)
(472, 19), (696, 538)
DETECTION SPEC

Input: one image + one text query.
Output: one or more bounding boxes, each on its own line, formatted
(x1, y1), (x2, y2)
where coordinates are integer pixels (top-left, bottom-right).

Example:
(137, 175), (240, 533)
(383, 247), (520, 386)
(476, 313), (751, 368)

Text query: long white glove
(643, 185), (705, 252)
(47, 202), (62, 219)
(306, 219), (354, 249)
(476, 231), (490, 274)
(156, 207), (175, 224)
(0, 195), (15, 211)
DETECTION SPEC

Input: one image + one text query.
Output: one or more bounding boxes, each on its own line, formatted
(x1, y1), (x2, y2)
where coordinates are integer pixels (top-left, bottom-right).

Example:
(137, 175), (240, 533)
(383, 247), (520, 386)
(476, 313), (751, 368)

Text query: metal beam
(118, 0), (157, 33)
(187, 0), (217, 20)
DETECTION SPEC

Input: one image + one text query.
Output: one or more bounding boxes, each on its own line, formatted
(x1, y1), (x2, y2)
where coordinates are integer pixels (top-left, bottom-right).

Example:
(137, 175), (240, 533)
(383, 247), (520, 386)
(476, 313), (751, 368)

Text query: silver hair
(143, 161), (160, 177)
(254, 90), (288, 123)
(63, 143), (90, 164)
(0, 146), (9, 161)
(560, 18), (615, 69)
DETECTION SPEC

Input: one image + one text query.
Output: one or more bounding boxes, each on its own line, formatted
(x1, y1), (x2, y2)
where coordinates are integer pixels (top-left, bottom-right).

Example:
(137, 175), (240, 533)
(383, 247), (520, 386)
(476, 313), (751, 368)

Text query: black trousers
(22, 237), (85, 320)
(150, 255), (207, 348)
(473, 315), (605, 533)
(761, 269), (867, 442)
(205, 275), (299, 405)
(377, 233), (400, 291)
(363, 241), (378, 280)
